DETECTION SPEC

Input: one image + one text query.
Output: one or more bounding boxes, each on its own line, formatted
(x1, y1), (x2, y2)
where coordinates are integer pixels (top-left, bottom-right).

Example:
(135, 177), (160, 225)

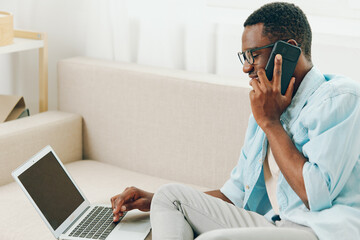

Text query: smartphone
(265, 40), (301, 95)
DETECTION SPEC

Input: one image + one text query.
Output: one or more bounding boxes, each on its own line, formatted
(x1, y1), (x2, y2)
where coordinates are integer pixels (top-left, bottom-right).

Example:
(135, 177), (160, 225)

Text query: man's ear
(287, 39), (299, 46)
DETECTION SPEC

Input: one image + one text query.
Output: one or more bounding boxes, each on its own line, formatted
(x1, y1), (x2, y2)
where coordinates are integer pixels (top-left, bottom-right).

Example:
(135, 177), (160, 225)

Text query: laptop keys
(69, 206), (126, 239)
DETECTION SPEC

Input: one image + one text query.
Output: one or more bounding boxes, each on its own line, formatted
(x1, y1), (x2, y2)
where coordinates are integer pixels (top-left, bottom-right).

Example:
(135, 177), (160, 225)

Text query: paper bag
(0, 95), (28, 123)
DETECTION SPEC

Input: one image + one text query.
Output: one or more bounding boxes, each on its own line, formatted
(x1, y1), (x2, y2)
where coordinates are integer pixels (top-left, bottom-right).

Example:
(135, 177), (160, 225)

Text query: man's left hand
(249, 54), (295, 130)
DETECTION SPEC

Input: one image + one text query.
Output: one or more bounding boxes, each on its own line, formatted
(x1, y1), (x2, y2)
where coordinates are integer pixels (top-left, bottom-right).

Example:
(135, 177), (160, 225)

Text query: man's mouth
(249, 75), (259, 81)
(249, 75), (259, 86)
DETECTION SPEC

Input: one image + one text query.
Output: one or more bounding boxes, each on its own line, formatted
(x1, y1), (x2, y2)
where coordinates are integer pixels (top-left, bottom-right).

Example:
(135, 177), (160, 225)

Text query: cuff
(303, 161), (332, 211)
(220, 179), (245, 207)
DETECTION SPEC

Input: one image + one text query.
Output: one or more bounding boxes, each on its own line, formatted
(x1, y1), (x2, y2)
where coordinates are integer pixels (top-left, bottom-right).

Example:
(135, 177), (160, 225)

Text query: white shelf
(0, 30), (48, 112)
(0, 37), (44, 54)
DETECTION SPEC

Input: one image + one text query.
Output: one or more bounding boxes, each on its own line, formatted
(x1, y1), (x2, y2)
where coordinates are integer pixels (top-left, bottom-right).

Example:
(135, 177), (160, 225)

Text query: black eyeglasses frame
(237, 40), (301, 65)
(237, 42), (276, 65)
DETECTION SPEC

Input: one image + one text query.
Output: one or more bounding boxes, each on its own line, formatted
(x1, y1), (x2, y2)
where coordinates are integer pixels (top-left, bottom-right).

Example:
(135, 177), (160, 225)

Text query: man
(111, 2), (360, 240)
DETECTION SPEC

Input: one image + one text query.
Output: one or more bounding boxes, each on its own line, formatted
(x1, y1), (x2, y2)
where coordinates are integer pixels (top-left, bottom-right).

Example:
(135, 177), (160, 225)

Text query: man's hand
(249, 54), (295, 130)
(205, 189), (233, 204)
(111, 186), (154, 222)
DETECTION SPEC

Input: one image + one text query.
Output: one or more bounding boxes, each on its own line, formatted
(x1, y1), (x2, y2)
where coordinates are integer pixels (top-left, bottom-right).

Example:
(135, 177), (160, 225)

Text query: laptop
(12, 145), (151, 240)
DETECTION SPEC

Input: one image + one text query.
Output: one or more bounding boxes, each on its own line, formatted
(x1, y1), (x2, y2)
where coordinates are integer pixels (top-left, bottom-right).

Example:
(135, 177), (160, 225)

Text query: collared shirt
(221, 67), (360, 240)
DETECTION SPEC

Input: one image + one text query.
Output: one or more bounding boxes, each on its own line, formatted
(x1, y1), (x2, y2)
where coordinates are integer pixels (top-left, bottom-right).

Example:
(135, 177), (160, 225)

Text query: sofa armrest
(0, 111), (82, 186)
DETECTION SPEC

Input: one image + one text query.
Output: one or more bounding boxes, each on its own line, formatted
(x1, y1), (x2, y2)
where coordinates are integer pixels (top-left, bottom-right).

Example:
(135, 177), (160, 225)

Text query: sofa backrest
(58, 57), (251, 189)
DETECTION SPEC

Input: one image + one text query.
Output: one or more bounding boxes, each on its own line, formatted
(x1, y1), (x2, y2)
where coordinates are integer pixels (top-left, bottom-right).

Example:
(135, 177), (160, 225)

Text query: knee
(152, 183), (187, 202)
(151, 183), (195, 208)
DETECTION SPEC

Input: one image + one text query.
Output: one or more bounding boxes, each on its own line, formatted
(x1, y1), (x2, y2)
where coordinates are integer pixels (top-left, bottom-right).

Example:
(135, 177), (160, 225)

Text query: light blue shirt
(221, 67), (360, 240)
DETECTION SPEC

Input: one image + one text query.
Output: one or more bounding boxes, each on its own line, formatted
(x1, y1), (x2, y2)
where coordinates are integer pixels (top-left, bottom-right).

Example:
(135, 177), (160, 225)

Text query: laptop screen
(18, 151), (84, 230)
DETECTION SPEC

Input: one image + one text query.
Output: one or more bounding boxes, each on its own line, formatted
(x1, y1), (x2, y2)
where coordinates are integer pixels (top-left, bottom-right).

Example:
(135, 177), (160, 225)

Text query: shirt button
(245, 185), (250, 190)
(258, 159), (262, 163)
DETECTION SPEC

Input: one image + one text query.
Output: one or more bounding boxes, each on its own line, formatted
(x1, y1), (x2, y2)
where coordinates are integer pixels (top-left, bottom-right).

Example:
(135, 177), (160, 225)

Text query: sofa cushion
(0, 160), (208, 240)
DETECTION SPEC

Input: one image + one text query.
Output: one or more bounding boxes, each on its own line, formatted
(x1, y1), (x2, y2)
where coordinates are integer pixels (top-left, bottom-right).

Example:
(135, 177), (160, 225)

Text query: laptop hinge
(62, 206), (91, 235)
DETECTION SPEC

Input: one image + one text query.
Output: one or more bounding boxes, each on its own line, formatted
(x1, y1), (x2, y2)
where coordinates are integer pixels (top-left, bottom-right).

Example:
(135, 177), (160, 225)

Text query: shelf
(0, 37), (44, 54)
(0, 30), (48, 112)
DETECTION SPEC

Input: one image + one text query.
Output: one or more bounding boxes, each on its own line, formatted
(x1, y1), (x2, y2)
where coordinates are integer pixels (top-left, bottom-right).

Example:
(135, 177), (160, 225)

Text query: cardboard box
(0, 95), (29, 123)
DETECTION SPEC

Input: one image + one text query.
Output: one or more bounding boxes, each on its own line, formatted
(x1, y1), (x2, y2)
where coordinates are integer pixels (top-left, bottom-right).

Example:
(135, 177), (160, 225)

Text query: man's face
(241, 23), (273, 81)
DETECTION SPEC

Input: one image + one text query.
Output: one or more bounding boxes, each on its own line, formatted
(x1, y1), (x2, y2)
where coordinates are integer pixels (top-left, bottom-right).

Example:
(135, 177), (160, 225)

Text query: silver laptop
(12, 145), (151, 240)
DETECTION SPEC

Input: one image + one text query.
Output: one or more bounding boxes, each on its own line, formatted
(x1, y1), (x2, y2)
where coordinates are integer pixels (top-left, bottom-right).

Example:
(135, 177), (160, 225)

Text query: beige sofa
(0, 57), (251, 240)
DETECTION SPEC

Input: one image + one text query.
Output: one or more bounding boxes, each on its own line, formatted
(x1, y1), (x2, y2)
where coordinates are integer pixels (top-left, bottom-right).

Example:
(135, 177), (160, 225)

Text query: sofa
(0, 57), (251, 240)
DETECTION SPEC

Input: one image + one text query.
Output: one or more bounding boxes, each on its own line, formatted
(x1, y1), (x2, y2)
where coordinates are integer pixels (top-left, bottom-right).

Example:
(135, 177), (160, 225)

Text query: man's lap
(150, 183), (317, 239)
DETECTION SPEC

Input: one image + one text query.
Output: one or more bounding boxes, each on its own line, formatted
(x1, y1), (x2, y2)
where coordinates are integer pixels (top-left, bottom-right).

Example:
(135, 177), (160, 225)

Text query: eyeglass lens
(238, 51), (254, 65)
(245, 51), (253, 64)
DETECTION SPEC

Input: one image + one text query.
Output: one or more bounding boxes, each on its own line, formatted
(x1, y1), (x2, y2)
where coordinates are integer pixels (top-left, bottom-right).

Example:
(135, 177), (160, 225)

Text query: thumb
(284, 77), (295, 100)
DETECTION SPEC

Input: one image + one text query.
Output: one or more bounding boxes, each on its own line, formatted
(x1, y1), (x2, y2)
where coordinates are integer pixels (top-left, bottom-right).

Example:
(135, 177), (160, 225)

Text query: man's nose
(243, 61), (254, 73)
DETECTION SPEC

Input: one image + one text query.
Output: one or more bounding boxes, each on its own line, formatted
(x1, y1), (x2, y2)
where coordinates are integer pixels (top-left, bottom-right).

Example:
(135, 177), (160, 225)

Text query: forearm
(263, 122), (309, 209)
(205, 189), (233, 204)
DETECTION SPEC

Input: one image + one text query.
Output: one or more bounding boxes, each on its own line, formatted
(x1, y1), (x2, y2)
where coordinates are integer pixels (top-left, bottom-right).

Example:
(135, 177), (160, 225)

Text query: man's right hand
(110, 186), (154, 222)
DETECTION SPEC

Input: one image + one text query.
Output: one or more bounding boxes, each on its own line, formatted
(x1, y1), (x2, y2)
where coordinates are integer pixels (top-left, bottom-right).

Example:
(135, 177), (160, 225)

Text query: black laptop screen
(18, 152), (84, 230)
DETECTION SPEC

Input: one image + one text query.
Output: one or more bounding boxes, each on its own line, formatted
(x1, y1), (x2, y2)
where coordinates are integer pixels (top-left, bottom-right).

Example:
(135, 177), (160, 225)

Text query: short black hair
(244, 2), (312, 61)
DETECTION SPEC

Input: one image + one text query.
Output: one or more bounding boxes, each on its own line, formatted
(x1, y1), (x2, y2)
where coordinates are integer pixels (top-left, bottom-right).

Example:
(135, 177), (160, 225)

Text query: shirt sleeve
(220, 151), (246, 207)
(302, 91), (360, 211)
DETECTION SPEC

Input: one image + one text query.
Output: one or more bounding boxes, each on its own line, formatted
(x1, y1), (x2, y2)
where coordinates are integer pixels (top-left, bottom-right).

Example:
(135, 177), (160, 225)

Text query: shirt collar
(280, 66), (326, 126)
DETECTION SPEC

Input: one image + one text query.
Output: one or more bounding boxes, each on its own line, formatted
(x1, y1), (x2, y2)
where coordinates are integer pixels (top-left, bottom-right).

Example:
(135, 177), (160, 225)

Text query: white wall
(0, 0), (359, 114)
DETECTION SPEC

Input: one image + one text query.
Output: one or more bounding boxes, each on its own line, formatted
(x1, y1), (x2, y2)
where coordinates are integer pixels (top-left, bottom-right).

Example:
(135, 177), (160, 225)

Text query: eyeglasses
(237, 43), (275, 65)
(238, 40), (301, 65)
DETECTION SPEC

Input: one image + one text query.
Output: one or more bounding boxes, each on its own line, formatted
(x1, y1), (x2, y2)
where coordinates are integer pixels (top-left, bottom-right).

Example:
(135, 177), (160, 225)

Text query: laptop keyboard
(69, 206), (126, 239)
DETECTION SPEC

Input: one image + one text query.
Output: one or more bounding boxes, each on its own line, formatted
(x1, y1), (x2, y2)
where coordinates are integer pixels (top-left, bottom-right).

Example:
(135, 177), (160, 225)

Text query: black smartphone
(265, 40), (301, 95)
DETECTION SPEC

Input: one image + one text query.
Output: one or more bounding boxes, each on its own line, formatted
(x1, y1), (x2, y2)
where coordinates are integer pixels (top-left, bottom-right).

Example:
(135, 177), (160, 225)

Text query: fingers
(284, 77), (296, 100)
(273, 54), (282, 89)
(111, 187), (154, 222)
(113, 212), (124, 222)
(112, 187), (136, 214)
(249, 78), (261, 93)
(111, 189), (133, 222)
(257, 69), (271, 91)
(112, 197), (125, 215)
(122, 198), (149, 212)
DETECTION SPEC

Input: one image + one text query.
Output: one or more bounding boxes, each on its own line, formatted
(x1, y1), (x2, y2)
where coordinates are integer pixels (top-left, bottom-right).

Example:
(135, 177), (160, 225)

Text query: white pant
(150, 183), (317, 240)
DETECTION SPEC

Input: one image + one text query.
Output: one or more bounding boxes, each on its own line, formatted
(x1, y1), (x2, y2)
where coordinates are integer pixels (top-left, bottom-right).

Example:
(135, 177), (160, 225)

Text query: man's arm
(249, 54), (309, 209)
(263, 122), (309, 209)
(205, 189), (234, 204)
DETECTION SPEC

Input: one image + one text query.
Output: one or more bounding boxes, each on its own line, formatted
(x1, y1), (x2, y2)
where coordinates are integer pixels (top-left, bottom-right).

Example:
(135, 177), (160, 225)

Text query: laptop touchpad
(119, 210), (150, 233)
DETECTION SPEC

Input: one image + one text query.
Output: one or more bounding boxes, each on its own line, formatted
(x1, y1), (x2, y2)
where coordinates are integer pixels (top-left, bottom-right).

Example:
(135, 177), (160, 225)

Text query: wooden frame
(0, 30), (48, 112)
(14, 30), (48, 112)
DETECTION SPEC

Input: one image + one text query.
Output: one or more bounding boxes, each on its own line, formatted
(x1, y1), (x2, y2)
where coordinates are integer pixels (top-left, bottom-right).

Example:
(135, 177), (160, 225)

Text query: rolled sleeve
(303, 161), (332, 211)
(301, 89), (360, 211)
(220, 178), (245, 207)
